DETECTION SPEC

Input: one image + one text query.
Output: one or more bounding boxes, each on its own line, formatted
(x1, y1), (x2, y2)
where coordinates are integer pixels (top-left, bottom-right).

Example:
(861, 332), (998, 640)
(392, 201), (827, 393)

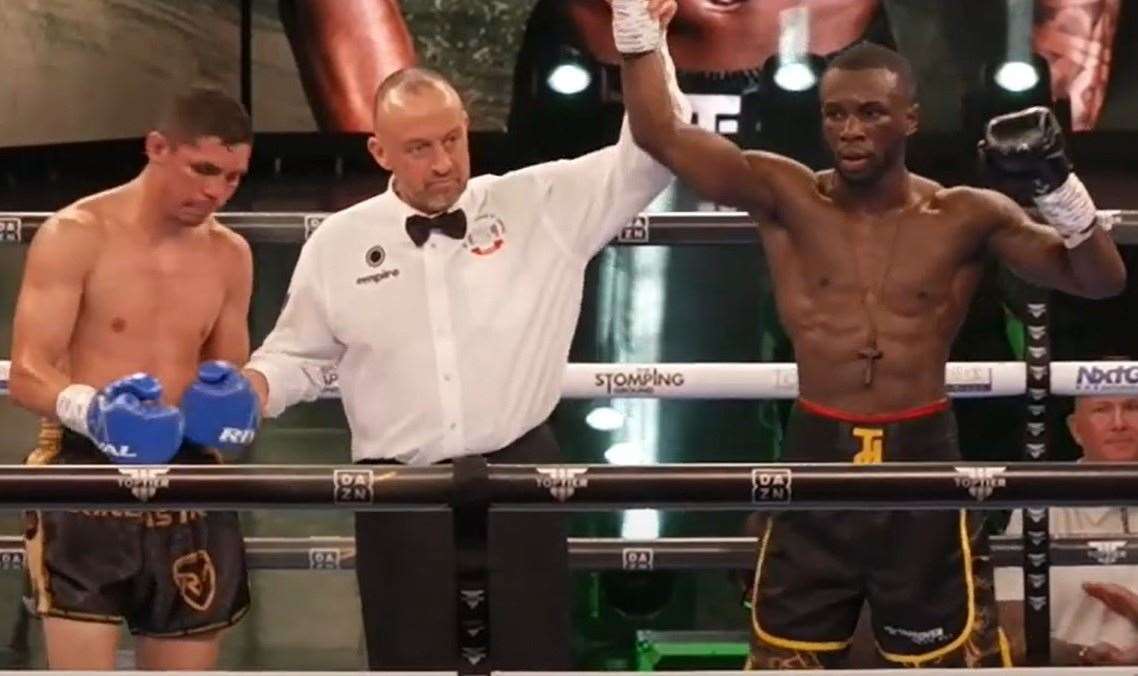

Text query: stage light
(546, 62), (591, 96)
(586, 406), (626, 431)
(994, 60), (1040, 93)
(773, 61), (817, 92)
(604, 441), (650, 465)
(964, 53), (1059, 145)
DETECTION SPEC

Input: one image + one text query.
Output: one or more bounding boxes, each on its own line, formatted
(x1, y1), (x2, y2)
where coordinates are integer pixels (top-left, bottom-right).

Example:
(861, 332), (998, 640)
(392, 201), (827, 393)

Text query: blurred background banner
(2, 0), (1136, 145)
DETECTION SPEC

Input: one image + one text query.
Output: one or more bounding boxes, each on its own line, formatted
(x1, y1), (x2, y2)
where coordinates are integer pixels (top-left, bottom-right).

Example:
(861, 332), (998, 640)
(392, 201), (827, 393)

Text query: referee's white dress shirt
(247, 51), (690, 464)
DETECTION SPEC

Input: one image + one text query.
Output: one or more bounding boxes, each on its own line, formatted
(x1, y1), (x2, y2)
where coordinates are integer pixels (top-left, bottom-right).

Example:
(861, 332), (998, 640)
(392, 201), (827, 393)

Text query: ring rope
(0, 462), (1129, 510)
(4, 360), (1138, 398)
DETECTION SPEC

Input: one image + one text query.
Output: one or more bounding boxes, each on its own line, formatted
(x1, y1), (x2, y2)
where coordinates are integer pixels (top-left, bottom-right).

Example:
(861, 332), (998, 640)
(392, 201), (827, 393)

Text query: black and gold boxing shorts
(24, 422), (250, 636)
(748, 400), (1011, 669)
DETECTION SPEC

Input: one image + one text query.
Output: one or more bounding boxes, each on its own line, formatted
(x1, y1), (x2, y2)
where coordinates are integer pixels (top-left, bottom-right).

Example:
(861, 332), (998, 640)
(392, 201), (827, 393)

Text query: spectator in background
(998, 388), (1138, 666)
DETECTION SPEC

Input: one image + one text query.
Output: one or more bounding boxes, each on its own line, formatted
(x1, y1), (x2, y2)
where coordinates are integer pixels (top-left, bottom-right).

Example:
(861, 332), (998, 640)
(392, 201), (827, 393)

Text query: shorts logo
(1088, 540), (1128, 565)
(116, 468), (171, 502)
(882, 625), (947, 646)
(535, 468), (589, 501)
(751, 469), (791, 503)
(851, 427), (883, 464)
(333, 469), (374, 503)
(172, 550), (216, 612)
(953, 466), (1007, 501)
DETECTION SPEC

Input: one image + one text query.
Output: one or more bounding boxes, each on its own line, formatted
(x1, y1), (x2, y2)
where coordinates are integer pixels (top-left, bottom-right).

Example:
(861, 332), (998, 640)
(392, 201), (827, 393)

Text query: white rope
(4, 360), (1138, 400)
(560, 361), (1025, 399)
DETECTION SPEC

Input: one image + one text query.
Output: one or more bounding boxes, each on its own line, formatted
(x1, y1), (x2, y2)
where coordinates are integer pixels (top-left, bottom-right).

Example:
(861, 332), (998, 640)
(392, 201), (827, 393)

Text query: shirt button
(443, 374), (452, 382)
(430, 243), (438, 250)
(449, 423), (457, 431)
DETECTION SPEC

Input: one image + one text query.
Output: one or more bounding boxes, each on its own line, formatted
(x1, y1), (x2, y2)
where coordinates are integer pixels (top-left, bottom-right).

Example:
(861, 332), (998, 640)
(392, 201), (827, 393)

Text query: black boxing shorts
(747, 399), (1010, 669)
(23, 422), (249, 637)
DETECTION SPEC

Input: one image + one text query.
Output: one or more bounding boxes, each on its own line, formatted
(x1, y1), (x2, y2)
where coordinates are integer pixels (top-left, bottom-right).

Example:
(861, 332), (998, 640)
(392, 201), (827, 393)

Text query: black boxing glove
(979, 106), (1109, 248)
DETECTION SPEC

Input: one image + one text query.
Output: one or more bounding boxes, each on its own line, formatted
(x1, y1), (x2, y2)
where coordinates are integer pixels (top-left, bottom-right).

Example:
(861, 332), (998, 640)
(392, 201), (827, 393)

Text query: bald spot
(373, 72), (463, 130)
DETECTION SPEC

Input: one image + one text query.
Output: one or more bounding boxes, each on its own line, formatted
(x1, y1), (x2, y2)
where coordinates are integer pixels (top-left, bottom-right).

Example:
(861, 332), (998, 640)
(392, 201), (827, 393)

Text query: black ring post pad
(451, 455), (491, 674)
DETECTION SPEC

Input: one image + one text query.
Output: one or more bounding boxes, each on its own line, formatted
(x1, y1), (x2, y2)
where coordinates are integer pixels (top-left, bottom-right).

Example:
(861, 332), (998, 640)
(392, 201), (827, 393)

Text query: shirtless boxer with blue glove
(9, 87), (257, 671)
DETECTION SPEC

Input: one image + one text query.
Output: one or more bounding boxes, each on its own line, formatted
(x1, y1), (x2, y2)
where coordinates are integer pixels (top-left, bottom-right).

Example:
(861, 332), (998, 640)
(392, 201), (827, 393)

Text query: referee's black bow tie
(405, 210), (467, 247)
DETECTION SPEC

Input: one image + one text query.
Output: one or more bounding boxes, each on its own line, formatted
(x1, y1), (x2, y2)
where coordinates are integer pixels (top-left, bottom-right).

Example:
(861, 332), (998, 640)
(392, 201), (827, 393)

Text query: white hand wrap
(613, 0), (661, 54)
(56, 383), (96, 437)
(1033, 173), (1108, 249)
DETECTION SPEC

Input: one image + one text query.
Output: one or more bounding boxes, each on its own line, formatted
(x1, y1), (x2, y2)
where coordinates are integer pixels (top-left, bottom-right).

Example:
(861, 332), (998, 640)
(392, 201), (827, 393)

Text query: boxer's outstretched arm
(279, 0), (416, 132)
(201, 228), (254, 366)
(985, 191), (1126, 299)
(622, 50), (802, 218)
(9, 216), (99, 417)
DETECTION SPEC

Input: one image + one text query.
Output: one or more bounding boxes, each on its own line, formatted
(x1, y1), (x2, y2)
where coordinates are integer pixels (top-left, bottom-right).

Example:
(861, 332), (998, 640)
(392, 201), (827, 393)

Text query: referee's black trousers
(354, 424), (571, 670)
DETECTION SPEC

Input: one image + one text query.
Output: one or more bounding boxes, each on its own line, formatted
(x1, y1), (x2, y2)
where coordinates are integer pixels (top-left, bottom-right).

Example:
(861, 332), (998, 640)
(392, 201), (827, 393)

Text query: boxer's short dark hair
(824, 42), (916, 102)
(158, 87), (252, 147)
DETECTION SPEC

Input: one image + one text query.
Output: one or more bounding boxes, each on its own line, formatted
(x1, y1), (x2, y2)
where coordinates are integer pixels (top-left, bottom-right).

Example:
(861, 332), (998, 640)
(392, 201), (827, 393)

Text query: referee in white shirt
(244, 2), (688, 669)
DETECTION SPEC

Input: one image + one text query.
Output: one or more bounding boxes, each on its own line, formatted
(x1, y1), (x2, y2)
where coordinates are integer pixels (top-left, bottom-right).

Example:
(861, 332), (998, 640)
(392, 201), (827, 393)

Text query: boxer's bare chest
(78, 235), (226, 354)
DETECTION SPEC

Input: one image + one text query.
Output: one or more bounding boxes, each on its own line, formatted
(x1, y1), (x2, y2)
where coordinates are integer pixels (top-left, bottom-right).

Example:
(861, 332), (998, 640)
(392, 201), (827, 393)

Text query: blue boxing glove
(181, 360), (260, 456)
(55, 374), (184, 464)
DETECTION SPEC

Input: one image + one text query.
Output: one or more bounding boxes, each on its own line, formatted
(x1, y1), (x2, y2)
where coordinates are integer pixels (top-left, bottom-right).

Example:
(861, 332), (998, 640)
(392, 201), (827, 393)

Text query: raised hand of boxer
(56, 374), (184, 464)
(979, 106), (1104, 248)
(611, 0), (676, 54)
(181, 360), (260, 457)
